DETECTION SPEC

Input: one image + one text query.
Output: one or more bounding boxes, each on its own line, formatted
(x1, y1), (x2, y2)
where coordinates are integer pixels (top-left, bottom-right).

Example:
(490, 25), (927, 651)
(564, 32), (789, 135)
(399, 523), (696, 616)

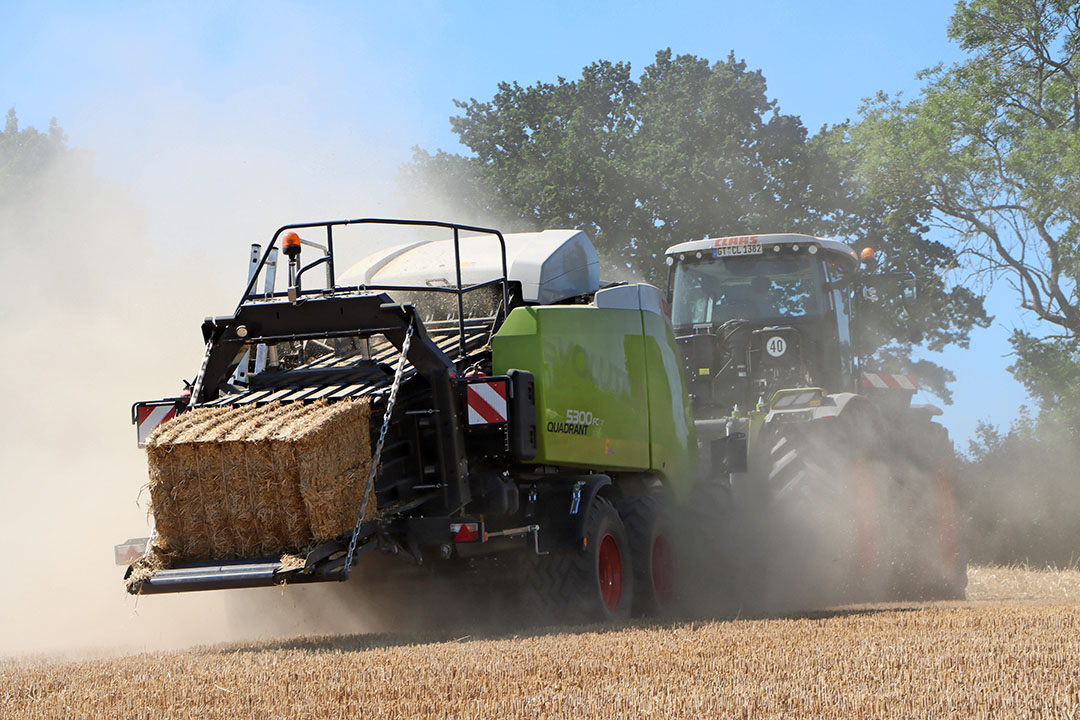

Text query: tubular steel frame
(240, 218), (511, 361)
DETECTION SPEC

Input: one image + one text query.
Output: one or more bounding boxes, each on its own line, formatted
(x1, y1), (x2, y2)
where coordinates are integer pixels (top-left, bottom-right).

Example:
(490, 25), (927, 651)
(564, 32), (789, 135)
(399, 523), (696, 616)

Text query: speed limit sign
(766, 336), (787, 358)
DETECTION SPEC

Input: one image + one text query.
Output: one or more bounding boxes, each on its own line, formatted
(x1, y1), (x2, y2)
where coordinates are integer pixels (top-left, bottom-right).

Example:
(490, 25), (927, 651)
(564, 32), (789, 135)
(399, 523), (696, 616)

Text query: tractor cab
(666, 234), (859, 417)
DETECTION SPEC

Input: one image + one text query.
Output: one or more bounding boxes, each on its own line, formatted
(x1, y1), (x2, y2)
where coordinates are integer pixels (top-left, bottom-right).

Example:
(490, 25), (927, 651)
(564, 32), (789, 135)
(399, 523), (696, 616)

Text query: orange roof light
(282, 231), (302, 257)
(860, 247), (876, 263)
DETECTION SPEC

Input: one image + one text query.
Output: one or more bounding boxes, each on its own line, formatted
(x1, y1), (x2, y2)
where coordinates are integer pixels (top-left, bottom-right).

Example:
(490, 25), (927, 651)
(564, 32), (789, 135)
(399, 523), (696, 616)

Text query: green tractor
(666, 233), (965, 607)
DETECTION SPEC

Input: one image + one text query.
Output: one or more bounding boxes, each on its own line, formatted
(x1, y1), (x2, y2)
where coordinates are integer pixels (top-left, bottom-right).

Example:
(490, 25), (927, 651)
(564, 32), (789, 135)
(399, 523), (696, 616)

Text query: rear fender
(573, 475), (613, 551)
(524, 475), (611, 553)
(762, 391), (872, 427)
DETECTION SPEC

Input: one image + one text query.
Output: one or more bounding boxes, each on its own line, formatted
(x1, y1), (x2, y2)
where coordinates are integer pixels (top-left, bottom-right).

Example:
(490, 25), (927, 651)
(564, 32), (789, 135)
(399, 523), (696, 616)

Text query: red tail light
(450, 522), (482, 543)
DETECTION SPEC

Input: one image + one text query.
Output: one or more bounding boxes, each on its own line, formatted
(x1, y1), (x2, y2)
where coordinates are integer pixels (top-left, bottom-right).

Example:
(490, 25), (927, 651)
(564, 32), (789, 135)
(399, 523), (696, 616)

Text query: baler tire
(522, 495), (633, 624)
(614, 495), (676, 617)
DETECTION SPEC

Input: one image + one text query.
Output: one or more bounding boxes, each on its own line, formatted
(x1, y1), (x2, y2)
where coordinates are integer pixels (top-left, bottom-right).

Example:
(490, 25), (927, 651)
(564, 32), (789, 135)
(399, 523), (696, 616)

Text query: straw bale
(124, 545), (169, 594)
(143, 398), (375, 565)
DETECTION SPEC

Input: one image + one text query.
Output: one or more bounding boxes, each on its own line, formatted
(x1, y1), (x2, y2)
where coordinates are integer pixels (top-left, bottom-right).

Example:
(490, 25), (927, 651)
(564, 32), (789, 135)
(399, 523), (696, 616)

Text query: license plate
(714, 244), (763, 257)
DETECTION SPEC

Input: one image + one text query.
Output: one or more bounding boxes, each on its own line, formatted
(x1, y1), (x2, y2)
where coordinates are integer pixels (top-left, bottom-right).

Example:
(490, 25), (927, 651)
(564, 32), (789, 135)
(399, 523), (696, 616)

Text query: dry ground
(3, 565), (1079, 719)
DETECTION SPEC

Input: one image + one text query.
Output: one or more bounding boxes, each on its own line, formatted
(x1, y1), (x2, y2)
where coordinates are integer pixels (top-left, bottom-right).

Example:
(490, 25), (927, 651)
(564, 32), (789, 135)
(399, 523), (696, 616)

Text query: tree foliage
(850, 0), (1080, 421)
(962, 408), (1080, 566)
(407, 51), (848, 279)
(404, 50), (989, 400)
(0, 107), (71, 201)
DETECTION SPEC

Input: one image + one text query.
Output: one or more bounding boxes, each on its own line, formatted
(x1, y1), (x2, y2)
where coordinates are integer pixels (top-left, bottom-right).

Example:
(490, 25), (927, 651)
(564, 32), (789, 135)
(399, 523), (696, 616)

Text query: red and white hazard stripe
(136, 403), (178, 446)
(466, 380), (508, 425)
(861, 372), (919, 391)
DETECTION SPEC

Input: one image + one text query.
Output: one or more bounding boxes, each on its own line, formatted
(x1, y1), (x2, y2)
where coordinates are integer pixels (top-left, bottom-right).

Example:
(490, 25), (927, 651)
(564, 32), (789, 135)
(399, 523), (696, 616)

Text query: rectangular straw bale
(294, 402), (376, 539)
(143, 398), (375, 562)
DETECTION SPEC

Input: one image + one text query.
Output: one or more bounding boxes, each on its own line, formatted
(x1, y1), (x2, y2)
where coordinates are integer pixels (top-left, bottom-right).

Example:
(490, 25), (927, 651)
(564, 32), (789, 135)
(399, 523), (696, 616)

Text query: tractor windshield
(671, 253), (825, 327)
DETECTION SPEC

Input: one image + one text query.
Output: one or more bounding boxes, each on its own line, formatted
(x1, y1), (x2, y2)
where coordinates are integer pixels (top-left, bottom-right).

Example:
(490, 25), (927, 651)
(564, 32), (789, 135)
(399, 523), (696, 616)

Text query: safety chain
(185, 339), (215, 408)
(344, 316), (415, 572)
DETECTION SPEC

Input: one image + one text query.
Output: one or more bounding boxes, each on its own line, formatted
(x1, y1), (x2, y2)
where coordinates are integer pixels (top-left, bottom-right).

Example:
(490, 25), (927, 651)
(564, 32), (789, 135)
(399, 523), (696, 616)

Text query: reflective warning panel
(466, 379), (509, 425)
(134, 401), (181, 447)
(861, 372), (919, 391)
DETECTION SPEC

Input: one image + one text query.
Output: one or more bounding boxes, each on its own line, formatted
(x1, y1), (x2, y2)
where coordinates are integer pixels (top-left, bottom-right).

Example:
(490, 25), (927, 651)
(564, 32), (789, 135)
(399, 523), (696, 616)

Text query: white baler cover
(341, 229), (600, 305)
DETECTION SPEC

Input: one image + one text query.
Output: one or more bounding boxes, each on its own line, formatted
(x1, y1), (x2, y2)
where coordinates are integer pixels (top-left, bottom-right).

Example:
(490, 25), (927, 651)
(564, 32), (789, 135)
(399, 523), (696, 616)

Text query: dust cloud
(962, 434), (1080, 569)
(0, 167), (486, 658)
(0, 148), (229, 658)
(0, 84), (524, 660)
(0, 88), (459, 660)
(674, 414), (973, 618)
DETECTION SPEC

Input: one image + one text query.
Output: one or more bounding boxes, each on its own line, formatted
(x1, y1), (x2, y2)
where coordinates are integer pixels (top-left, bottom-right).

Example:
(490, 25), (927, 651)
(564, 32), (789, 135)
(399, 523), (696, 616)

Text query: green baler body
(492, 305), (697, 499)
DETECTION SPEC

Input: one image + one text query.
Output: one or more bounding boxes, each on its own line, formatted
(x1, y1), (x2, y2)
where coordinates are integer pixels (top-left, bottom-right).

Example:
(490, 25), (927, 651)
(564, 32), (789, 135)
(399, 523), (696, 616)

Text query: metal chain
(344, 317), (415, 571)
(185, 339), (215, 408)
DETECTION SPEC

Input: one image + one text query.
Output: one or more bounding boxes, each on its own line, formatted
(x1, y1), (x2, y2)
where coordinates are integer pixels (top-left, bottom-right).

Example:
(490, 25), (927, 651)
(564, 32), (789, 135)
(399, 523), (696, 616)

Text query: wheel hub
(597, 533), (623, 611)
(652, 533), (675, 608)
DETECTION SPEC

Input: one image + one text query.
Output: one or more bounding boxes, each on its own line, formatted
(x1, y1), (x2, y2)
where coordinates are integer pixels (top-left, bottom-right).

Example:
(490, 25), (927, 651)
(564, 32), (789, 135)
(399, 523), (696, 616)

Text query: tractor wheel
(672, 474), (739, 615)
(900, 422), (967, 600)
(615, 495), (676, 617)
(522, 495), (633, 624)
(764, 415), (892, 608)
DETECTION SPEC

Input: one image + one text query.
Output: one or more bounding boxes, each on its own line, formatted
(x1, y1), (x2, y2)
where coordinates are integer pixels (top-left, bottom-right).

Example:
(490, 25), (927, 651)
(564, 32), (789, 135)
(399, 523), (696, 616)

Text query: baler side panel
(641, 311), (698, 498)
(493, 306), (651, 471)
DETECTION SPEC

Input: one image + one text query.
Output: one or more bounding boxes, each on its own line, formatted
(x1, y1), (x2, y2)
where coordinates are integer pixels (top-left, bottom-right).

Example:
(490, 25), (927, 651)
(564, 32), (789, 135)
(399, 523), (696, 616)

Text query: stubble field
(2, 565), (1079, 719)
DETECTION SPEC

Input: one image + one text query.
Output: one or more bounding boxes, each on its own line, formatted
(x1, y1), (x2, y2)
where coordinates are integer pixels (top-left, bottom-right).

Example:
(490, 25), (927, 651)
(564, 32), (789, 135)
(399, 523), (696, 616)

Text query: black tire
(522, 495), (633, 624)
(670, 470), (742, 616)
(764, 413), (892, 608)
(614, 495), (677, 617)
(894, 421), (967, 600)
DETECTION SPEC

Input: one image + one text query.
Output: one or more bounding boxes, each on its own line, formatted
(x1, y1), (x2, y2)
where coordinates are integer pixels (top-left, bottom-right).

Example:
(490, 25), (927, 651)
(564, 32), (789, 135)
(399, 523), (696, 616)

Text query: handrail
(237, 218), (510, 359)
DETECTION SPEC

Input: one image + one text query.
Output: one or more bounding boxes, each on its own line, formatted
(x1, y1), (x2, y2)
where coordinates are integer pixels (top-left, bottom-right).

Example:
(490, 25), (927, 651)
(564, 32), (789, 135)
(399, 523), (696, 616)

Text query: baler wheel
(615, 495), (676, 616)
(522, 495), (633, 624)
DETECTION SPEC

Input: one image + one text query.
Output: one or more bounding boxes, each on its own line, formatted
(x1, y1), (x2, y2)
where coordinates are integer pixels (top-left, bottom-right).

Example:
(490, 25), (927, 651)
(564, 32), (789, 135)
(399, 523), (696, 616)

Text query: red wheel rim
(652, 533), (675, 608)
(597, 533), (623, 611)
(852, 458), (879, 574)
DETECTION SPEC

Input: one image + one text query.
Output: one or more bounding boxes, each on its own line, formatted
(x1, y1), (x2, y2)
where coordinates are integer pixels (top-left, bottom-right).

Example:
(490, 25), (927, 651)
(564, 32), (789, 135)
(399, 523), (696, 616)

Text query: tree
(962, 407), (1080, 566)
(849, 0), (1080, 422)
(407, 51), (840, 278)
(404, 49), (989, 401)
(0, 107), (71, 201)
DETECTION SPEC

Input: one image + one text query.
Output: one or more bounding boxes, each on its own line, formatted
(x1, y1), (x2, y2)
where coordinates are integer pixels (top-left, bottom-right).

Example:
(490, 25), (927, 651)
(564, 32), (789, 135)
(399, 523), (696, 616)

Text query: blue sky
(1, 1), (1031, 445)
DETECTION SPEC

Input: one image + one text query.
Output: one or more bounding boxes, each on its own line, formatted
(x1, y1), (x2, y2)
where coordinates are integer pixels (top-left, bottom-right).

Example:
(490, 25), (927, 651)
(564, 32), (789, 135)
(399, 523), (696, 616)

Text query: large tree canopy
(408, 51), (844, 278)
(404, 50), (989, 400)
(849, 0), (1080, 421)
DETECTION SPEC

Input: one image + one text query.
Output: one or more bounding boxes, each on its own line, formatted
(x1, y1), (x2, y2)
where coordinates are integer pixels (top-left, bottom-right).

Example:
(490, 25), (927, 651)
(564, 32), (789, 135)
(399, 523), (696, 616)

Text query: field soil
(3, 564), (1079, 719)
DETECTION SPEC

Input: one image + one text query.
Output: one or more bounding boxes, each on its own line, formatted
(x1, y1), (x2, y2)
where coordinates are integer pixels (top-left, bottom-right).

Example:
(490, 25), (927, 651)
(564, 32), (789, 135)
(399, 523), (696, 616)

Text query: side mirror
(901, 277), (918, 305)
(900, 276), (921, 342)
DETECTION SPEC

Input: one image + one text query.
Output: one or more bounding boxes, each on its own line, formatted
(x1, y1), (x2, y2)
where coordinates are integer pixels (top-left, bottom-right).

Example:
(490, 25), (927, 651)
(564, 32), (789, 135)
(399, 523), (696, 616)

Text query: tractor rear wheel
(764, 414), (892, 608)
(522, 495), (633, 624)
(893, 421), (966, 600)
(615, 495), (676, 617)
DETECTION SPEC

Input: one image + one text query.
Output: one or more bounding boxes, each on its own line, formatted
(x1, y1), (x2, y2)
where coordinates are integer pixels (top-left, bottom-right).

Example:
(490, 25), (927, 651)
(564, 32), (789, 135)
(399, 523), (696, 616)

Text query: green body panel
(641, 311), (697, 498)
(493, 306), (697, 498)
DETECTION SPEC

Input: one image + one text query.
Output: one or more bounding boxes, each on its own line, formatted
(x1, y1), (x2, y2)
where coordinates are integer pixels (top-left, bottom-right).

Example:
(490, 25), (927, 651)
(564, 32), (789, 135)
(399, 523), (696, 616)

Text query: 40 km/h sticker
(766, 336), (788, 358)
